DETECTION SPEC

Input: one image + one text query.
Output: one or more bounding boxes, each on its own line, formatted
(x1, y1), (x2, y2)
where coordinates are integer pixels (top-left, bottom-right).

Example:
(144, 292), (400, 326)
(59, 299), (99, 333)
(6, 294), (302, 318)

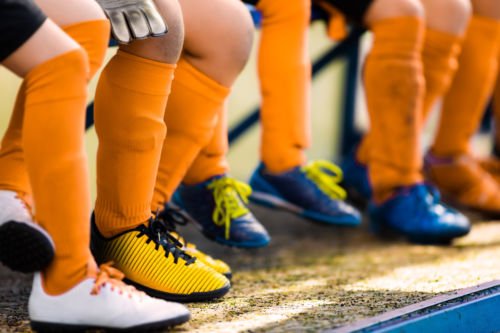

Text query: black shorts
(0, 0), (47, 61)
(319, 0), (374, 23)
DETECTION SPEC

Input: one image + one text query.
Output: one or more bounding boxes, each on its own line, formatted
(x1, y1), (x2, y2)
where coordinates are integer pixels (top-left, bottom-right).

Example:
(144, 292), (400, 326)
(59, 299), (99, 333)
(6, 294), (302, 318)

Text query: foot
(369, 183), (470, 244)
(478, 155), (500, 185)
(90, 214), (230, 302)
(158, 202), (233, 280)
(29, 263), (190, 331)
(339, 150), (372, 201)
(172, 175), (270, 248)
(0, 190), (54, 272)
(425, 152), (500, 215)
(249, 161), (361, 226)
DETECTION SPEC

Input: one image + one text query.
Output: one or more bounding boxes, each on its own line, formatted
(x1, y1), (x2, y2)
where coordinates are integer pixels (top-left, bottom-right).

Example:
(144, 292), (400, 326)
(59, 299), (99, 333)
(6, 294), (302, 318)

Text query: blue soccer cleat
(172, 175), (270, 248)
(249, 161), (361, 226)
(340, 150), (372, 201)
(369, 183), (471, 244)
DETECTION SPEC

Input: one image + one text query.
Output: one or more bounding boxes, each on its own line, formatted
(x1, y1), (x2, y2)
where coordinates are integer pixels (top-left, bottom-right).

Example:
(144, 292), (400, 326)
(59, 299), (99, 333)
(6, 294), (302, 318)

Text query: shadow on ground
(2, 203), (500, 332)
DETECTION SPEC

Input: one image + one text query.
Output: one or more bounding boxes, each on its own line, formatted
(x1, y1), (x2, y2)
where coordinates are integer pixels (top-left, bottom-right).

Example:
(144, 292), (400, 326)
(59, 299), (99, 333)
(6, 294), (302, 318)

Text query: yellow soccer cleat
(90, 214), (230, 302)
(172, 231), (232, 280)
(157, 203), (233, 280)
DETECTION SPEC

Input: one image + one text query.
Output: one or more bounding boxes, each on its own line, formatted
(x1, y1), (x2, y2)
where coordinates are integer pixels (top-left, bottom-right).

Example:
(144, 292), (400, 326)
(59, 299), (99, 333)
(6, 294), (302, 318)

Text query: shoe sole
(370, 220), (468, 245)
(30, 313), (190, 332)
(124, 279), (231, 303)
(250, 191), (361, 226)
(0, 221), (54, 273)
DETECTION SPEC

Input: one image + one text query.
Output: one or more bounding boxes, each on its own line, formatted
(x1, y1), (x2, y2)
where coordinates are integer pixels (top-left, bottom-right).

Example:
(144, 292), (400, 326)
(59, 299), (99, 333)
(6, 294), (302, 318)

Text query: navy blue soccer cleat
(172, 175), (270, 248)
(340, 149), (372, 201)
(369, 183), (471, 244)
(249, 161), (361, 226)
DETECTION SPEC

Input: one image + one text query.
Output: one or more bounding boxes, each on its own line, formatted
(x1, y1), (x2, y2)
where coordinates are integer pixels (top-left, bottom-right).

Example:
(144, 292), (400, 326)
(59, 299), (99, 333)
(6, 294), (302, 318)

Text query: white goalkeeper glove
(96, 0), (168, 44)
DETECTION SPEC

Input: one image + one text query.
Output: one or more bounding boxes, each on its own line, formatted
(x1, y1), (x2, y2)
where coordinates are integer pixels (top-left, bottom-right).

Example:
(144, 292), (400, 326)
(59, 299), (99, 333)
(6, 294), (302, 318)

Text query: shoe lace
(157, 206), (195, 249)
(207, 177), (252, 240)
(301, 160), (347, 200)
(137, 212), (196, 265)
(91, 262), (144, 299)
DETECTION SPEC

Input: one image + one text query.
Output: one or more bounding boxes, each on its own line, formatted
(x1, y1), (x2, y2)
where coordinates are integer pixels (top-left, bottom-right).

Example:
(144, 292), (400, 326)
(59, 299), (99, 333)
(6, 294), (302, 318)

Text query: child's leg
(256, 0), (312, 173)
(362, 0), (426, 202)
(93, 0), (183, 238)
(3, 17), (93, 294)
(0, 0), (109, 201)
(152, 0), (253, 210)
(183, 108), (230, 185)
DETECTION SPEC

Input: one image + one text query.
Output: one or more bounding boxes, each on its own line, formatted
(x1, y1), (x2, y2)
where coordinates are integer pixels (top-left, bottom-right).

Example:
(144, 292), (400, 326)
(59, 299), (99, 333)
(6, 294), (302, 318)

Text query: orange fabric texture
(494, 75), (500, 149)
(94, 50), (175, 237)
(183, 107), (230, 185)
(0, 19), (110, 197)
(363, 17), (426, 201)
(432, 15), (500, 157)
(152, 58), (230, 211)
(256, 0), (312, 173)
(357, 28), (463, 166)
(421, 29), (462, 122)
(22, 50), (94, 295)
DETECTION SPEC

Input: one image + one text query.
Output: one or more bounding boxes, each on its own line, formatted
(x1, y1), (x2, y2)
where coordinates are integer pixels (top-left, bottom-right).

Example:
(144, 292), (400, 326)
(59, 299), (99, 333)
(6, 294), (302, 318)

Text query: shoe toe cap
(228, 215), (271, 247)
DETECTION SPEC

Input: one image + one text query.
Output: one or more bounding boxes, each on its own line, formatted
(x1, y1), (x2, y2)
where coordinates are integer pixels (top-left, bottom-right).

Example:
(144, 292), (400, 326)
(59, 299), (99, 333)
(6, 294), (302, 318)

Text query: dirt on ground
(2, 204), (500, 333)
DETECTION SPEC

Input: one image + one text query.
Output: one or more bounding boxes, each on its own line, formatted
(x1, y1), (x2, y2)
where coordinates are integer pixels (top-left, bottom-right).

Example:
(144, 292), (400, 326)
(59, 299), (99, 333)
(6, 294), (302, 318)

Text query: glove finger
(141, 3), (168, 37)
(124, 8), (150, 39)
(107, 10), (132, 44)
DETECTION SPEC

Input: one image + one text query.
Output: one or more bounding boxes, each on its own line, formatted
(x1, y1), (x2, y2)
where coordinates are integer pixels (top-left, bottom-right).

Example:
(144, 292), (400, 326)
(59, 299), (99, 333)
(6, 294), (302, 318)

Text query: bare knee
(119, 0), (184, 64)
(181, 0), (254, 86)
(34, 0), (106, 26)
(422, 0), (471, 35)
(364, 0), (424, 26)
(471, 0), (500, 20)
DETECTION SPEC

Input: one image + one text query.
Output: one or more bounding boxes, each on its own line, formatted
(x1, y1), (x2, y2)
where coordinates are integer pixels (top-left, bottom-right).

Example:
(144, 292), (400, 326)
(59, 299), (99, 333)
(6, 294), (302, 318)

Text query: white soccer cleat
(0, 190), (54, 272)
(29, 263), (191, 331)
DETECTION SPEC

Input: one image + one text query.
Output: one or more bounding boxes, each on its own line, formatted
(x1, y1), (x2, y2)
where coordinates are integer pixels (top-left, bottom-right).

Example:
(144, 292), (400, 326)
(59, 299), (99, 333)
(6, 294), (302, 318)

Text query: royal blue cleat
(340, 150), (372, 201)
(369, 183), (471, 244)
(172, 175), (270, 248)
(249, 161), (361, 226)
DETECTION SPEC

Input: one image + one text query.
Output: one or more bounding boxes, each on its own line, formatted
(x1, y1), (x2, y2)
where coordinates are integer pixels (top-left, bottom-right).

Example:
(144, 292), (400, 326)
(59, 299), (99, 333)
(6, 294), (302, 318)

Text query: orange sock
(256, 0), (312, 173)
(94, 50), (175, 237)
(183, 108), (230, 185)
(432, 15), (500, 157)
(22, 50), (94, 295)
(363, 17), (425, 201)
(0, 19), (110, 197)
(494, 75), (500, 150)
(152, 58), (230, 211)
(421, 29), (462, 122)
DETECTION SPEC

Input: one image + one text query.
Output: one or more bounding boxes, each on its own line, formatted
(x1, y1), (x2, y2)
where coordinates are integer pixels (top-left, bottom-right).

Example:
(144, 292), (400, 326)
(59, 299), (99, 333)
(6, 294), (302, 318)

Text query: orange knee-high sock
(183, 107), (230, 185)
(421, 29), (462, 122)
(432, 15), (500, 157)
(22, 50), (94, 295)
(152, 58), (231, 211)
(94, 50), (175, 237)
(0, 20), (110, 199)
(357, 28), (462, 165)
(256, 0), (312, 173)
(364, 17), (425, 201)
(494, 75), (500, 150)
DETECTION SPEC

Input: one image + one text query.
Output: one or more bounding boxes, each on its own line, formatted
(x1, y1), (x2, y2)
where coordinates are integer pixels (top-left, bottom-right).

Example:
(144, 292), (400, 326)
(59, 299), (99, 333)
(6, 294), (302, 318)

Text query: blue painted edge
(324, 280), (500, 333)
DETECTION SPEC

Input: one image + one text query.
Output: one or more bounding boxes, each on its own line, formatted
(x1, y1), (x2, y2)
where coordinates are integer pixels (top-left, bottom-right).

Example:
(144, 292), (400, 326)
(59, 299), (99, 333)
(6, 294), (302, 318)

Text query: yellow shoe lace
(207, 177), (252, 240)
(301, 160), (347, 200)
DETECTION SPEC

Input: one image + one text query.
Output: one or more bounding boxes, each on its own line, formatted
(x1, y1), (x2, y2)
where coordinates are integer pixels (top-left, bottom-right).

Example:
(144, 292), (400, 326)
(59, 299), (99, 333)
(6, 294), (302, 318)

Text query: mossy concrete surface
(1, 205), (500, 332)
